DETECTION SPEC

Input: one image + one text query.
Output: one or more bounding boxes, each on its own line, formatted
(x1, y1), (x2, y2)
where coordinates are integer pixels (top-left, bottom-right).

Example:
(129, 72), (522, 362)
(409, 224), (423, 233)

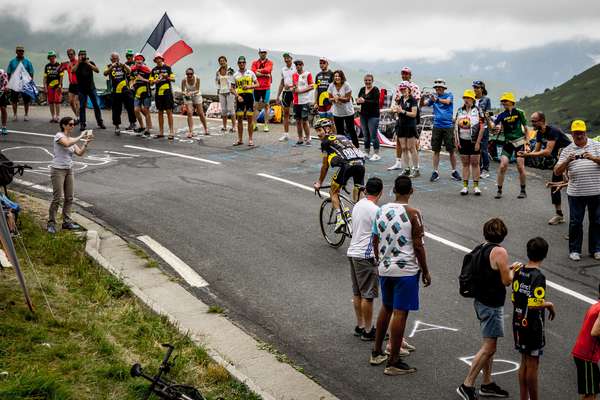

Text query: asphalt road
(3, 107), (599, 400)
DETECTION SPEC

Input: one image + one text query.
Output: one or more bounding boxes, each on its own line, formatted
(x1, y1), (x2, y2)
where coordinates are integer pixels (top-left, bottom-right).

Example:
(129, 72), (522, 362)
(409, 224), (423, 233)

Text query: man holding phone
(72, 50), (105, 131)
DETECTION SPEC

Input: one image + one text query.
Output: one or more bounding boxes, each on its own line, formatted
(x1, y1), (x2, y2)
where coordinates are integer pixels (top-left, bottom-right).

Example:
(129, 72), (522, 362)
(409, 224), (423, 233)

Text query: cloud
(2, 0), (600, 61)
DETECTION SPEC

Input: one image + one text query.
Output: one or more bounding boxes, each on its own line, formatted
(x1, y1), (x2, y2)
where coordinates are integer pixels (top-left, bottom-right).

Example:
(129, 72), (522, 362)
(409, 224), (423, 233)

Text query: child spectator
(572, 285), (600, 400)
(512, 237), (556, 400)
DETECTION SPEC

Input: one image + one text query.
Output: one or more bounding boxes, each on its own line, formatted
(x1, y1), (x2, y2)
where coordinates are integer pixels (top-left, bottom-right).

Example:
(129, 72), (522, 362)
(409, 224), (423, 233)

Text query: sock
(397, 157), (402, 163)
(474, 181), (479, 188)
(557, 210), (563, 217)
(520, 185), (526, 192)
(463, 180), (468, 188)
(497, 185), (503, 192)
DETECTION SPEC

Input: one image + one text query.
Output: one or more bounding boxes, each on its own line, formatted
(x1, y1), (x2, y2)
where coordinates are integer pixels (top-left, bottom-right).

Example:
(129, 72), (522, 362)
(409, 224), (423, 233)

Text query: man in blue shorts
(369, 176), (431, 376)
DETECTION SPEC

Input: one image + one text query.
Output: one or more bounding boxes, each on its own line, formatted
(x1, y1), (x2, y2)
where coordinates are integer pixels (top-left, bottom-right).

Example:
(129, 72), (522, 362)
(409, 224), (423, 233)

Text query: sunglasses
(530, 119), (541, 123)
(67, 122), (75, 126)
(186, 73), (193, 75)
(319, 61), (327, 64)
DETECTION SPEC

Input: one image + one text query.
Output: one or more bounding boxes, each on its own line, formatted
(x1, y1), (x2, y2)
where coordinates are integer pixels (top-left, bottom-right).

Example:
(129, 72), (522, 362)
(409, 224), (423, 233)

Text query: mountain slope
(519, 63), (600, 133)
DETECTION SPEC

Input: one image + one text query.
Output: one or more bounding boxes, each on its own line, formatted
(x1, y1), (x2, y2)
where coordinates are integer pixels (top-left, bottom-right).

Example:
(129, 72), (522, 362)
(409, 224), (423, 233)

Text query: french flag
(145, 13), (193, 66)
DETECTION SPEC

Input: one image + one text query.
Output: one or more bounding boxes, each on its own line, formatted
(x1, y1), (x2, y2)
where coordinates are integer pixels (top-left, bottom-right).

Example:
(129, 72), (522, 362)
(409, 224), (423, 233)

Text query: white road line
(137, 235), (209, 288)
(123, 145), (221, 165)
(104, 150), (140, 157)
(7, 129), (54, 138)
(257, 172), (597, 305)
(12, 178), (93, 208)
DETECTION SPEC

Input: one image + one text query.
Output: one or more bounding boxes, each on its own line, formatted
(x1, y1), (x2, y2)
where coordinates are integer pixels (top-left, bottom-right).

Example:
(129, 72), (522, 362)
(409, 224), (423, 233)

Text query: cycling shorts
(332, 161), (365, 190)
(254, 89), (270, 103)
(236, 93), (254, 117)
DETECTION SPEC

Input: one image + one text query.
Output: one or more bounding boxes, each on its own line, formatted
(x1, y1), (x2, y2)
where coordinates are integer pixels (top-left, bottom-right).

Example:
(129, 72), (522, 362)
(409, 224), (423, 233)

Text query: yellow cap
(571, 120), (587, 132)
(462, 89), (476, 100)
(500, 92), (516, 103)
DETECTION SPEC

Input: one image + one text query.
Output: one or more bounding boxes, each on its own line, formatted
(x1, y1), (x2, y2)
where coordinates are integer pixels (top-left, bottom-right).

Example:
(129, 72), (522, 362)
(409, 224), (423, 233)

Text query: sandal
(154, 134), (165, 139)
(168, 135), (174, 140)
(248, 141), (255, 147)
(186, 133), (194, 139)
(232, 141), (243, 146)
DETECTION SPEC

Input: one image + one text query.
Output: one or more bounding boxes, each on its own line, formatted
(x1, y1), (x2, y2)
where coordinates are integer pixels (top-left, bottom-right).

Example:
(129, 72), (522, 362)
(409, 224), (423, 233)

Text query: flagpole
(140, 12), (168, 53)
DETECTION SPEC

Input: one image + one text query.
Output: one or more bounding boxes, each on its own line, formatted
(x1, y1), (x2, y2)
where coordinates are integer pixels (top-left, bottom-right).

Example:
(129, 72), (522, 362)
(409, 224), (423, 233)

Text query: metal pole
(0, 209), (34, 312)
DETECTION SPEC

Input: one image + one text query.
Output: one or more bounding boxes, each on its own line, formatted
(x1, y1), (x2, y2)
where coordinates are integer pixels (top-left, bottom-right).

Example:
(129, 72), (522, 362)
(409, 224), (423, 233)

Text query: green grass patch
(0, 212), (261, 400)
(207, 305), (225, 314)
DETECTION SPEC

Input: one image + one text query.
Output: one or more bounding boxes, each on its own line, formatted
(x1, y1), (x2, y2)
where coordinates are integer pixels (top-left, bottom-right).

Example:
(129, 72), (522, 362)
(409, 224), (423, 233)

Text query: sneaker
(569, 252), (581, 261)
(354, 326), (365, 337)
(23, 115), (29, 121)
(1, 127), (7, 136)
(594, 252), (600, 261)
(334, 217), (346, 233)
(304, 140), (312, 147)
(388, 161), (403, 171)
(409, 168), (420, 178)
(401, 168), (411, 177)
(12, 115), (17, 122)
(369, 154), (381, 161)
(279, 134), (289, 142)
(134, 127), (145, 133)
(479, 382), (509, 398)
(517, 191), (527, 199)
(430, 171), (440, 182)
(456, 384), (477, 400)
(480, 170), (490, 179)
(369, 351), (388, 366)
(47, 225), (57, 235)
(383, 358), (417, 376)
(473, 187), (482, 196)
(460, 187), (469, 196)
(143, 130), (151, 138)
(451, 170), (462, 181)
(98, 123), (106, 129)
(126, 123), (136, 131)
(384, 346), (410, 357)
(361, 328), (376, 341)
(548, 215), (565, 225)
(402, 340), (416, 352)
(263, 125), (270, 132)
(114, 127), (121, 136)
(62, 222), (81, 230)
(494, 191), (502, 199)
(293, 141), (304, 147)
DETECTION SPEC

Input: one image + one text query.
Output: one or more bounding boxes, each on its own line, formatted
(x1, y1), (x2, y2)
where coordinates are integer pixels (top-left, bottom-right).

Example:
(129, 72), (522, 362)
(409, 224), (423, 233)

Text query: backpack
(459, 243), (497, 298)
(0, 153), (15, 192)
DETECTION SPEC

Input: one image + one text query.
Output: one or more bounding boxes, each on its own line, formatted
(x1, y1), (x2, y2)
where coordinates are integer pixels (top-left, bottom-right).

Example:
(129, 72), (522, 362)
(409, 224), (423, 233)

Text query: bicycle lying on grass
(315, 185), (365, 248)
(131, 343), (205, 400)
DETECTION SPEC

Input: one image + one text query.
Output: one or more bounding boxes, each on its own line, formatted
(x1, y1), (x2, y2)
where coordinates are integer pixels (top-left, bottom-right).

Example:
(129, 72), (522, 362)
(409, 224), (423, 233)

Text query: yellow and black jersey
(233, 70), (258, 94)
(320, 135), (365, 167)
(105, 63), (129, 94)
(150, 65), (175, 96)
(44, 62), (63, 88)
(512, 266), (546, 351)
(130, 65), (152, 99)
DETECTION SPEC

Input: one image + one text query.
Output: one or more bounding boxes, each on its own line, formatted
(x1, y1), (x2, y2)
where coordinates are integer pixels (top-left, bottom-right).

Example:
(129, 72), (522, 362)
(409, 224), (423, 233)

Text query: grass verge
(0, 212), (261, 400)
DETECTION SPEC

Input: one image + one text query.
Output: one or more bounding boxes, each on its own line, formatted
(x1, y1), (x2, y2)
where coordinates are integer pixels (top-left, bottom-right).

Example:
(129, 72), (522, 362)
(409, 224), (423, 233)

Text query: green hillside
(519, 63), (600, 133)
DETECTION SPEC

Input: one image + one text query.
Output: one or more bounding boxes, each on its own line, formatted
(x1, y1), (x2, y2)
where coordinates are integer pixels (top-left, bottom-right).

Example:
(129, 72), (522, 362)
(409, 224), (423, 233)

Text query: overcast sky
(3, 0), (600, 61)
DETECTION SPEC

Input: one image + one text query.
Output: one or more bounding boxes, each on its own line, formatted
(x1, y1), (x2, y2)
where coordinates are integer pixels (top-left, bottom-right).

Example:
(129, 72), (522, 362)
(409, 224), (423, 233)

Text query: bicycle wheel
(319, 198), (345, 248)
(166, 384), (205, 400)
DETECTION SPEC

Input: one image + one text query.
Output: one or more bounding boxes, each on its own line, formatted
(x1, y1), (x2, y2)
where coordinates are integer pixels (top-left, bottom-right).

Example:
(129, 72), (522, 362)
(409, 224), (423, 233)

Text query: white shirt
(328, 82), (354, 117)
(558, 140), (600, 197)
(52, 132), (75, 169)
(294, 71), (313, 105)
(281, 64), (296, 91)
(347, 198), (379, 259)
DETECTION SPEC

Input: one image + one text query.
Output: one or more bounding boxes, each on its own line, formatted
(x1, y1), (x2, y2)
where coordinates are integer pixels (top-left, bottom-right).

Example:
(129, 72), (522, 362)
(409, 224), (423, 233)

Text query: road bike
(130, 343), (205, 400)
(315, 185), (364, 248)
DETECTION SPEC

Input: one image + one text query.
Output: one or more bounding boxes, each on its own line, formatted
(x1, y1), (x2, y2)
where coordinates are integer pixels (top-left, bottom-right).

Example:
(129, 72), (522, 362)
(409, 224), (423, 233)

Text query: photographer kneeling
(47, 117), (93, 234)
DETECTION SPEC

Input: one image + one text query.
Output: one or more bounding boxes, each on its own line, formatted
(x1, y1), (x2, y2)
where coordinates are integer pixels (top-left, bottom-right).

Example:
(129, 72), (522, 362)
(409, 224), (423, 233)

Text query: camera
(574, 154), (584, 160)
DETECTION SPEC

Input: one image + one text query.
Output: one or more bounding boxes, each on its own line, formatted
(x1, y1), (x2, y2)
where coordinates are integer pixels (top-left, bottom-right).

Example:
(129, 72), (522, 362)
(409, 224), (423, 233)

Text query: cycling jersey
(130, 64), (152, 100)
(321, 134), (365, 167)
(495, 108), (527, 142)
(150, 65), (175, 97)
(233, 70), (258, 94)
(455, 106), (483, 141)
(106, 63), (129, 93)
(512, 266), (546, 353)
(251, 58), (273, 91)
(315, 70), (334, 109)
(44, 62), (63, 88)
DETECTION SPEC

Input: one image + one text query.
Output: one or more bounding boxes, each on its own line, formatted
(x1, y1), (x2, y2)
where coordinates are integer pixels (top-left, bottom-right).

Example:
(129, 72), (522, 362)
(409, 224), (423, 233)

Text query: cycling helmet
(314, 118), (333, 130)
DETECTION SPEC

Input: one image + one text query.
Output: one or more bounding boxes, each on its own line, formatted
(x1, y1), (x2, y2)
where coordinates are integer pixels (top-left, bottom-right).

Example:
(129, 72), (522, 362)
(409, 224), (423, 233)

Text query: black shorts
(254, 89), (270, 103)
(10, 90), (31, 104)
(68, 84), (79, 95)
(396, 124), (417, 138)
(281, 91), (293, 108)
(575, 357), (600, 395)
(458, 139), (479, 156)
(236, 93), (254, 117)
(294, 104), (310, 120)
(332, 162), (365, 189)
(501, 141), (524, 159)
(155, 93), (174, 111)
(431, 127), (455, 152)
(0, 92), (9, 107)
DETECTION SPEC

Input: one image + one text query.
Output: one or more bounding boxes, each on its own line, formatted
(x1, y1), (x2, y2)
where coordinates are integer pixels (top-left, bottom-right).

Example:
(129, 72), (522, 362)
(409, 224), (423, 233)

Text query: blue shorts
(474, 300), (504, 338)
(319, 111), (333, 119)
(380, 274), (420, 311)
(254, 89), (270, 103)
(134, 97), (151, 108)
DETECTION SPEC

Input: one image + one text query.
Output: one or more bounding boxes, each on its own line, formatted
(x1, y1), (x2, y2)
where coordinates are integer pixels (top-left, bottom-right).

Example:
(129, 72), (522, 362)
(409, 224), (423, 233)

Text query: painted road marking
(12, 178), (93, 208)
(256, 172), (597, 305)
(459, 356), (520, 376)
(408, 320), (459, 338)
(104, 150), (140, 157)
(137, 235), (209, 288)
(6, 129), (54, 138)
(124, 145), (221, 165)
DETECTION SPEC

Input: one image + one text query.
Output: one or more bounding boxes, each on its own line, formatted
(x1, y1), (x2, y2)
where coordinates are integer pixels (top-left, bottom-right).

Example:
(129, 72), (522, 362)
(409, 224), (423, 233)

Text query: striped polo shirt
(557, 139), (600, 197)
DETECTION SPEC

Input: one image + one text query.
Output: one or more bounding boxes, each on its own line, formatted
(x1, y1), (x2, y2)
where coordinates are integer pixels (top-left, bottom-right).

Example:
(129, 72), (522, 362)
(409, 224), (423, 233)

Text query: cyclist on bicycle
(313, 118), (366, 232)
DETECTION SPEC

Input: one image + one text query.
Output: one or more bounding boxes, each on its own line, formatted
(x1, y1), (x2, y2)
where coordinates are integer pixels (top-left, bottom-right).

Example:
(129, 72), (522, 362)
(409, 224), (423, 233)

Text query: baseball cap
(282, 52), (291, 58)
(401, 66), (412, 74)
(258, 48), (267, 53)
(125, 49), (134, 56)
(15, 45), (24, 51)
(78, 49), (87, 55)
(571, 120), (587, 132)
(472, 80), (485, 87)
(293, 59), (304, 65)
(47, 50), (57, 58)
(319, 57), (329, 63)
(238, 56), (247, 63)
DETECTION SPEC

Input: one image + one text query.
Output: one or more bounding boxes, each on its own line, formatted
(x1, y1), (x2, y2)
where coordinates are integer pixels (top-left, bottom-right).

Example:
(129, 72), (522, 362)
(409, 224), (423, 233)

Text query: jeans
(568, 194), (600, 254)
(48, 167), (74, 225)
(360, 115), (380, 152)
(79, 89), (103, 127)
(334, 115), (359, 148)
(111, 90), (136, 127)
(551, 173), (563, 206)
(480, 128), (490, 171)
